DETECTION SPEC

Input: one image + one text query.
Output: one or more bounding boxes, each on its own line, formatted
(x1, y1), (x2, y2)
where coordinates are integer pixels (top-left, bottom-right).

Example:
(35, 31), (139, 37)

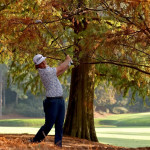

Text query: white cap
(33, 54), (46, 65)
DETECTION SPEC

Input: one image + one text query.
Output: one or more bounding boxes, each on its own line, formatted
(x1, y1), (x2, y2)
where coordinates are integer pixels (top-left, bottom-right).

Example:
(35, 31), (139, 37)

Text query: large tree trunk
(64, 56), (98, 142)
(63, 2), (98, 141)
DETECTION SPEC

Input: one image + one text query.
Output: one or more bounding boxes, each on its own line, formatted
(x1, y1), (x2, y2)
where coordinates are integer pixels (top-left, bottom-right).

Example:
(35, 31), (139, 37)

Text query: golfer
(31, 54), (72, 147)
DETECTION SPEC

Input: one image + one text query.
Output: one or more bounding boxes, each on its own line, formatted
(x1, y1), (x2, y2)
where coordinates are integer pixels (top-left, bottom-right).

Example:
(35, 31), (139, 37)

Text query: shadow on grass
(99, 120), (117, 126)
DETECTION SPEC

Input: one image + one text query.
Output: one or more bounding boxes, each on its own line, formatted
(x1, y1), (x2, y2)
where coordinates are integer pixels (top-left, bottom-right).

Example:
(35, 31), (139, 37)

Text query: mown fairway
(95, 112), (150, 147)
(1, 112), (150, 127)
(1, 112), (150, 148)
(0, 126), (150, 148)
(96, 127), (150, 148)
(94, 112), (150, 127)
(0, 119), (44, 127)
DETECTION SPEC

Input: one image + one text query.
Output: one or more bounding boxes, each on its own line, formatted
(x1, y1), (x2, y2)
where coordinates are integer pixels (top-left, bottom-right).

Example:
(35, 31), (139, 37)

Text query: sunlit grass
(0, 127), (150, 148)
(95, 112), (150, 127)
(0, 126), (55, 135)
(1, 112), (150, 148)
(96, 127), (150, 148)
(1, 112), (150, 127)
(0, 119), (44, 127)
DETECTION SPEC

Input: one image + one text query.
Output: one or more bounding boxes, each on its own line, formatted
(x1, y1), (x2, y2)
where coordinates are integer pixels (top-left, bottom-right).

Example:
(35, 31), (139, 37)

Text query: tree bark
(63, 15), (98, 141)
(64, 56), (98, 141)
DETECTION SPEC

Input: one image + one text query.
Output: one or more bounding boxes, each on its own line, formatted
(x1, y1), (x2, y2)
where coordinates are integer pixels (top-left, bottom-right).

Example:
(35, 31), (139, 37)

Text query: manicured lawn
(0, 126), (55, 135)
(0, 119), (44, 127)
(0, 126), (150, 148)
(95, 112), (150, 127)
(96, 127), (150, 148)
(1, 112), (150, 148)
(1, 112), (150, 127)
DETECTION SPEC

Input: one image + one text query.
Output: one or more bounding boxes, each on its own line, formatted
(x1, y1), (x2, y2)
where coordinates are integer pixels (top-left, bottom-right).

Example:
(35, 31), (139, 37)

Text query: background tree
(94, 82), (117, 113)
(0, 71), (2, 117)
(0, 64), (7, 116)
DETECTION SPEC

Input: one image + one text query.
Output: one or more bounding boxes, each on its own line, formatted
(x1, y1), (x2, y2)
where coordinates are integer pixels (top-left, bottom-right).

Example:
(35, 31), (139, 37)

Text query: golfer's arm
(56, 60), (70, 76)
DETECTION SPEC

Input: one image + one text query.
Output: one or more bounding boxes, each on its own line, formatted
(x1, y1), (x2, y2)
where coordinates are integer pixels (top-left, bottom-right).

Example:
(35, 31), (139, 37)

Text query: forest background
(0, 64), (150, 118)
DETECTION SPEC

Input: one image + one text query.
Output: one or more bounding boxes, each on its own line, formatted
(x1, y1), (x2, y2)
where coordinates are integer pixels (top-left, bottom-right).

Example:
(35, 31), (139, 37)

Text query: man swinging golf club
(31, 54), (72, 147)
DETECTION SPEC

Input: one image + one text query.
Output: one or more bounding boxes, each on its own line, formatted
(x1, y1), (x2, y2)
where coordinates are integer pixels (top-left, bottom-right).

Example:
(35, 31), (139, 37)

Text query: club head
(35, 20), (42, 24)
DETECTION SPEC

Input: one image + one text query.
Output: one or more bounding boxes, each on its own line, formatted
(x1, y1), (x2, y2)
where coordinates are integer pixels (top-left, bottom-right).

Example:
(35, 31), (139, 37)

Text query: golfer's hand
(66, 55), (73, 66)
(66, 55), (72, 62)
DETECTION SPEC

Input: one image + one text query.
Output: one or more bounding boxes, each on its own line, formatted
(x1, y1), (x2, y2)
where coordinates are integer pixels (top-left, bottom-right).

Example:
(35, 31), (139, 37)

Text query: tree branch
(81, 60), (150, 75)
(101, 1), (150, 38)
(119, 43), (150, 58)
(138, 13), (150, 34)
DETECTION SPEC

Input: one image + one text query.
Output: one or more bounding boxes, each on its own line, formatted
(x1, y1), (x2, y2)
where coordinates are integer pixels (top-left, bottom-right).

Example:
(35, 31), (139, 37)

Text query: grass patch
(0, 119), (44, 127)
(1, 112), (150, 148)
(98, 137), (150, 148)
(96, 127), (150, 148)
(1, 127), (150, 148)
(1, 112), (150, 127)
(97, 112), (150, 127)
(0, 127), (55, 135)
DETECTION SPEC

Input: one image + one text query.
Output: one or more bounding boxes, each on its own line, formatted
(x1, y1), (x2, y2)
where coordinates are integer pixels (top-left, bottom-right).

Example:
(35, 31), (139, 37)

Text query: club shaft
(41, 23), (67, 56)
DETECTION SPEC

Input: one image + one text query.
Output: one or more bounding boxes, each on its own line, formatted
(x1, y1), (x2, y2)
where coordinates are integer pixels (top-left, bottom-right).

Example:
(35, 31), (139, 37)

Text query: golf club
(35, 20), (73, 65)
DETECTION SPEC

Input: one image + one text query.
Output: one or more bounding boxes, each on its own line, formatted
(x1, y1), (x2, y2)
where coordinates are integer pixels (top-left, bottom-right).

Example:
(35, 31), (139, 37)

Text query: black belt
(46, 96), (63, 100)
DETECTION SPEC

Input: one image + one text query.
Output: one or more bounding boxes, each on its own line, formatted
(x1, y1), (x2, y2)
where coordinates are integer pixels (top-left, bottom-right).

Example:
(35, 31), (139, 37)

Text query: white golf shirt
(38, 66), (63, 97)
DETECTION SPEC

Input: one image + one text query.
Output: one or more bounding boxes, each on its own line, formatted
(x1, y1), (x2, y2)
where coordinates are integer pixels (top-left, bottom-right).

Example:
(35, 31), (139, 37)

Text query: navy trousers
(33, 97), (65, 147)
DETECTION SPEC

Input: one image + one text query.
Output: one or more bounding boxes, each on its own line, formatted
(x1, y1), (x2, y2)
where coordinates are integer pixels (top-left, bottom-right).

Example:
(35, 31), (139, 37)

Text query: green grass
(0, 119), (44, 127)
(1, 112), (150, 127)
(98, 137), (150, 148)
(1, 112), (150, 148)
(96, 127), (150, 148)
(0, 126), (150, 148)
(0, 126), (55, 135)
(95, 112), (150, 127)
